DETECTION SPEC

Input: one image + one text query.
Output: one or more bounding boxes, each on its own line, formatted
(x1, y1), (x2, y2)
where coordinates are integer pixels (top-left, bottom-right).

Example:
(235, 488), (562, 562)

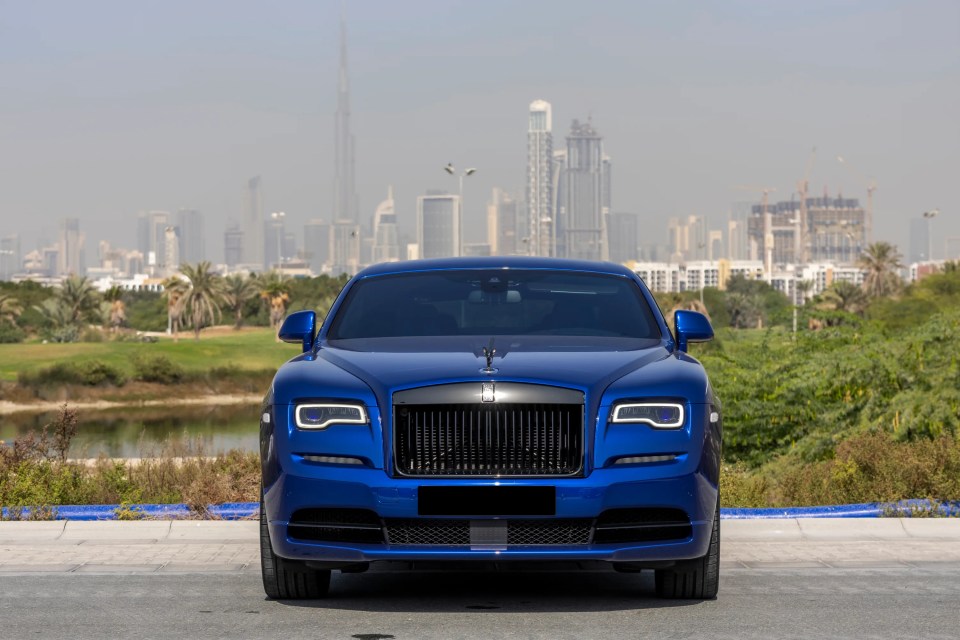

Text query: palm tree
(103, 285), (126, 333)
(0, 294), (22, 325)
(817, 280), (867, 315)
(258, 270), (293, 335)
(58, 275), (102, 325)
(223, 273), (259, 330)
(179, 262), (227, 341)
(858, 241), (903, 298)
(161, 276), (189, 342)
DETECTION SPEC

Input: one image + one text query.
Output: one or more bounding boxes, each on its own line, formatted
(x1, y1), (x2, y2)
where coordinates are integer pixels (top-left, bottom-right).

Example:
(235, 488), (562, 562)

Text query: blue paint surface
(3, 499), (958, 521)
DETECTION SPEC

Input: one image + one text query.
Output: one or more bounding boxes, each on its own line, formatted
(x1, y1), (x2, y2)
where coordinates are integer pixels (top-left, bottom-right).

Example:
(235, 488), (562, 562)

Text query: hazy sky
(2, 0), (958, 261)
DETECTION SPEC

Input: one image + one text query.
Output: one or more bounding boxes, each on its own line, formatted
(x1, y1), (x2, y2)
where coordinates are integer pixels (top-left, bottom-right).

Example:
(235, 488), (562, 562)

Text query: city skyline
(1, 1), (958, 267)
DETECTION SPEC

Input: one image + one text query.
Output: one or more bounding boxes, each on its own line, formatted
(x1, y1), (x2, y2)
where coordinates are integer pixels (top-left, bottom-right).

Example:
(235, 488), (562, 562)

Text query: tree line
(0, 265), (349, 343)
(0, 241), (951, 344)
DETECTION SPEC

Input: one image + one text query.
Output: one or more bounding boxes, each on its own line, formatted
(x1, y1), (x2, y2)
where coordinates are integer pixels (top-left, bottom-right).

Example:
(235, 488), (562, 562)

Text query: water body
(0, 404), (259, 458)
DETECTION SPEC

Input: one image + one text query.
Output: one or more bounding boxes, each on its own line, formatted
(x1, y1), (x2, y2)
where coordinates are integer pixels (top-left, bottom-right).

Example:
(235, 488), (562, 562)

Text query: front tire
(260, 496), (331, 599)
(654, 499), (720, 599)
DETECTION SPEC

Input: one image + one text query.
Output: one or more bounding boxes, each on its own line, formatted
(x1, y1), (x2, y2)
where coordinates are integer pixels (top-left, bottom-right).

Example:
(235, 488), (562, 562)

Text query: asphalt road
(2, 564), (958, 640)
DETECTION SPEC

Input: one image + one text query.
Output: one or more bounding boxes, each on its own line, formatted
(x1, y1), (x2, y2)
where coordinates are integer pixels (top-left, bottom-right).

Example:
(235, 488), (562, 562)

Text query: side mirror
(674, 310), (713, 353)
(278, 310), (316, 352)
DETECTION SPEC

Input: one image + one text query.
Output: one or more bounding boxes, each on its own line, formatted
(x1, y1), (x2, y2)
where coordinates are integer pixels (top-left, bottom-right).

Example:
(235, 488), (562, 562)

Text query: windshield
(327, 270), (662, 340)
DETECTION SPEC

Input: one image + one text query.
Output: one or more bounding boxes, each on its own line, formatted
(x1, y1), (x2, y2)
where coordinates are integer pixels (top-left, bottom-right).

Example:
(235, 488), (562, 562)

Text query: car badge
(481, 382), (496, 403)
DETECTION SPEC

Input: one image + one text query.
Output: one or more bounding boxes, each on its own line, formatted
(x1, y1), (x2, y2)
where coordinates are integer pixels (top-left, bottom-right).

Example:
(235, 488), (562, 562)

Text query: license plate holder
(418, 486), (556, 516)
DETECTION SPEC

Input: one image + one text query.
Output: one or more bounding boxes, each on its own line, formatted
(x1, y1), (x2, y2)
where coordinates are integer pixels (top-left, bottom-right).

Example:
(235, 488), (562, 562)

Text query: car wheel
(654, 498), (720, 600)
(260, 495), (331, 599)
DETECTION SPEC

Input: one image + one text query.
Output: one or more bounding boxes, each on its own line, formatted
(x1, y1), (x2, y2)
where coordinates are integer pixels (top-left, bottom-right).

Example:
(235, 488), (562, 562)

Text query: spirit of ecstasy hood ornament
(480, 338), (498, 374)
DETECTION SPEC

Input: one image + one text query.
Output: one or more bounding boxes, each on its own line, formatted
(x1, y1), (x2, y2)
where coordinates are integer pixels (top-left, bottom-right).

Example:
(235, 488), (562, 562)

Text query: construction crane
(836, 155), (877, 245)
(734, 185), (777, 277)
(797, 147), (817, 263)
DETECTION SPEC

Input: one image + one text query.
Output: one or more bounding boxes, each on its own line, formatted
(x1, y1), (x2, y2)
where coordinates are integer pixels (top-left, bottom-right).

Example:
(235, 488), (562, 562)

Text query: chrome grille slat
(394, 402), (583, 477)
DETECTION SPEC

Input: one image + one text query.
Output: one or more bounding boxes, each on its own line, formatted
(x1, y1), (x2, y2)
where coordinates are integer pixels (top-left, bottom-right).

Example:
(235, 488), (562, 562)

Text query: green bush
(18, 361), (127, 388)
(0, 323), (26, 344)
(131, 354), (186, 384)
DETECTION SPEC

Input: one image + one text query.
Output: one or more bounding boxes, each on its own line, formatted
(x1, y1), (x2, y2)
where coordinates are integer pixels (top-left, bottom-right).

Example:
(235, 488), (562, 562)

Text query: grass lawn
(0, 327), (296, 382)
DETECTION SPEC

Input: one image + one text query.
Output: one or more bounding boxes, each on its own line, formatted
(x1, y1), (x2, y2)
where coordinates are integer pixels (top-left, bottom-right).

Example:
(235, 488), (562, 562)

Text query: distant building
(264, 216), (286, 270)
(0, 234), (20, 281)
(417, 192), (460, 259)
(746, 193), (866, 268)
(137, 210), (171, 273)
(330, 220), (360, 276)
(57, 217), (84, 276)
(162, 226), (179, 276)
(668, 215), (707, 262)
(303, 219), (331, 274)
(224, 224), (244, 268)
(558, 118), (610, 261)
(526, 100), (554, 257)
(487, 188), (519, 256)
(371, 187), (400, 264)
(243, 177), (265, 268)
(607, 212), (639, 264)
(177, 209), (205, 264)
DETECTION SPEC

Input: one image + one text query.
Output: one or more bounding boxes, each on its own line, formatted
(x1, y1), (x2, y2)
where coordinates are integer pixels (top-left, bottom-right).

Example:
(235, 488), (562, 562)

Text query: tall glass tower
(526, 100), (553, 257)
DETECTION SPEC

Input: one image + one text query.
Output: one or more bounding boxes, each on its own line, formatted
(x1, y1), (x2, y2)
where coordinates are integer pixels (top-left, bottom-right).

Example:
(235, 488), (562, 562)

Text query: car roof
(354, 256), (638, 279)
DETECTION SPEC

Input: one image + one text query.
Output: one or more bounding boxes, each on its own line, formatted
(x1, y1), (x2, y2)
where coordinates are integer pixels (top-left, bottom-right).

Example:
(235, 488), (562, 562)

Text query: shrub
(18, 361), (127, 388)
(131, 354), (186, 384)
(0, 323), (26, 344)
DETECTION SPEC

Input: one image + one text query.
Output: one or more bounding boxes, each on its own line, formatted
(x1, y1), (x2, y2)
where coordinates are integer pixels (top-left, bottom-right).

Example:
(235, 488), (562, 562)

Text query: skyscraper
(162, 226), (179, 276)
(264, 216), (286, 270)
(328, 14), (361, 275)
(0, 235), (20, 280)
(243, 177), (264, 268)
(558, 119), (610, 261)
(487, 188), (519, 256)
(177, 209), (205, 264)
(372, 187), (400, 264)
(417, 192), (460, 259)
(57, 217), (84, 276)
(607, 212), (639, 264)
(330, 221), (360, 276)
(303, 219), (331, 274)
(137, 210), (171, 269)
(224, 224), (244, 268)
(526, 100), (553, 257)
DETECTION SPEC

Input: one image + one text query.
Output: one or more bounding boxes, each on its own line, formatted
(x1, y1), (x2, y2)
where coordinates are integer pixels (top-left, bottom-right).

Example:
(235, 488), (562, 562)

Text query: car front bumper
(264, 464), (718, 564)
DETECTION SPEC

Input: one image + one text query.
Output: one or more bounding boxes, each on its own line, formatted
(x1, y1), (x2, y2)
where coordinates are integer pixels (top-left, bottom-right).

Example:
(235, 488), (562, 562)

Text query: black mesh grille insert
(385, 520), (471, 545)
(393, 403), (583, 476)
(383, 519), (592, 546)
(506, 520), (592, 545)
(288, 508), (384, 544)
(593, 508), (692, 544)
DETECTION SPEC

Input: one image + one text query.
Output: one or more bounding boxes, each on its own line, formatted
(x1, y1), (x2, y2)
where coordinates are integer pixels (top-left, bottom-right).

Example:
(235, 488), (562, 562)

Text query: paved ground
(2, 518), (960, 572)
(1, 520), (959, 639)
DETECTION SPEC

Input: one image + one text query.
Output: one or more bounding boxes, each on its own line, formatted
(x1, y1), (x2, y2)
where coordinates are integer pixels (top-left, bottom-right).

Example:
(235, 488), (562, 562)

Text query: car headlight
(295, 404), (368, 430)
(610, 403), (684, 429)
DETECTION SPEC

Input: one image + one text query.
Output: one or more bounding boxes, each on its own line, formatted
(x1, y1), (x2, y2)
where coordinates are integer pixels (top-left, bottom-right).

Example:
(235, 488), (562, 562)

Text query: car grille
(393, 403), (583, 477)
(384, 519), (592, 546)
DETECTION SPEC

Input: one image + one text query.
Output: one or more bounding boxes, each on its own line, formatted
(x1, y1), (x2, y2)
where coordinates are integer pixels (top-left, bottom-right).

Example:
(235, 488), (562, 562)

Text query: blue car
(260, 257), (721, 599)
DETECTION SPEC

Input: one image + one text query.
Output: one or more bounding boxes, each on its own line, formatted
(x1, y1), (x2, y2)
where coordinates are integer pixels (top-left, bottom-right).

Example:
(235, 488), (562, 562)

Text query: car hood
(289, 336), (666, 407)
